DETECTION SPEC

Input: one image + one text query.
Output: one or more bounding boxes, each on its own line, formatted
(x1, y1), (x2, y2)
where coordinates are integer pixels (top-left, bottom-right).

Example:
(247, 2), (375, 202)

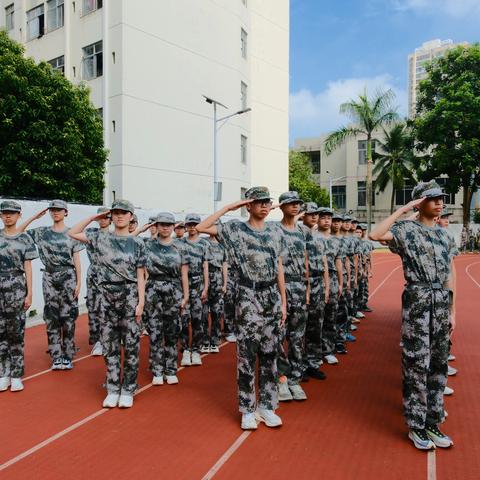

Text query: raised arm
(17, 208), (48, 232)
(132, 222), (154, 237)
(68, 211), (110, 243)
(196, 199), (253, 235)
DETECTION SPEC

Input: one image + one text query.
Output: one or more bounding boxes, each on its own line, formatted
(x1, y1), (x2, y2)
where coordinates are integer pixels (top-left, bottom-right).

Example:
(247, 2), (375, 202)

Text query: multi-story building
(293, 132), (465, 224)
(1, 0), (289, 214)
(408, 39), (468, 118)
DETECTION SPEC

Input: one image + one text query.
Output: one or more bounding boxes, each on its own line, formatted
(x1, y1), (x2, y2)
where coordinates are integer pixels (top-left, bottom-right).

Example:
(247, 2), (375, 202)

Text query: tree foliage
(0, 31), (107, 203)
(289, 151), (330, 206)
(413, 43), (480, 226)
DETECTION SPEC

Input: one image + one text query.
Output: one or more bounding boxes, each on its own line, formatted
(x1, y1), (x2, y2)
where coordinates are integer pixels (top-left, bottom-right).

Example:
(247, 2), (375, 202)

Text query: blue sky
(289, 0), (480, 144)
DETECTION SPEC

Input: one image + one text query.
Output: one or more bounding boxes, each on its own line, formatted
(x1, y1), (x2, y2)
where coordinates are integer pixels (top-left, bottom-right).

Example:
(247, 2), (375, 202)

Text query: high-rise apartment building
(408, 39), (468, 118)
(1, 0), (289, 213)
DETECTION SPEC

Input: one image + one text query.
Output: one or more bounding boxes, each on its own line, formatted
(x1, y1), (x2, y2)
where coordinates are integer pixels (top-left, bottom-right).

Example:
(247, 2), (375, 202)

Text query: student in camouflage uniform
(201, 234), (227, 353)
(370, 180), (457, 450)
(349, 219), (364, 322)
(144, 213), (189, 386)
(196, 187), (287, 430)
(20, 200), (84, 371)
(358, 224), (373, 312)
(179, 214), (209, 367)
(174, 222), (185, 239)
(69, 200), (146, 409)
(0, 201), (38, 392)
(318, 209), (343, 364)
(85, 207), (111, 356)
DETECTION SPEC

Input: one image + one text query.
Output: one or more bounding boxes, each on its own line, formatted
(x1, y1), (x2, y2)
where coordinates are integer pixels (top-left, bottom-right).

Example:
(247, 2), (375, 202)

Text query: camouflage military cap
(111, 199), (135, 214)
(0, 200), (22, 212)
(439, 209), (453, 218)
(359, 223), (368, 230)
(244, 186), (271, 201)
(304, 202), (320, 214)
(332, 211), (344, 220)
(174, 221), (185, 228)
(351, 217), (359, 224)
(318, 207), (334, 216)
(342, 214), (352, 222)
(412, 180), (448, 201)
(155, 212), (176, 224)
(97, 206), (110, 214)
(185, 213), (201, 224)
(48, 199), (68, 210)
(278, 191), (304, 205)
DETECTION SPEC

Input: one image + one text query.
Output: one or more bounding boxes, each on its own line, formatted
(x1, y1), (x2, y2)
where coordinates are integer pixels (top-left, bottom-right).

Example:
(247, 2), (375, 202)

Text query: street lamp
(326, 171), (346, 210)
(203, 95), (252, 212)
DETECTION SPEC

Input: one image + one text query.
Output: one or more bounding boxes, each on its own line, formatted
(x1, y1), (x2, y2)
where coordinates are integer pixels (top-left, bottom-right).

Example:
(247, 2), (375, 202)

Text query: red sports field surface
(1, 252), (479, 479)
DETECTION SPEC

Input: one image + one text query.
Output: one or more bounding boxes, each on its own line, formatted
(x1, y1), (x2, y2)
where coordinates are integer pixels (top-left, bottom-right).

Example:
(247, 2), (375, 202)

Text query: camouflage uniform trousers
(322, 272), (339, 356)
(357, 273), (367, 309)
(362, 274), (370, 308)
(401, 286), (451, 429)
(202, 268), (224, 347)
(348, 265), (358, 317)
(86, 266), (102, 345)
(100, 282), (140, 395)
(180, 277), (205, 353)
(0, 273), (27, 378)
(236, 285), (282, 413)
(146, 280), (182, 377)
(304, 276), (326, 371)
(337, 270), (351, 342)
(224, 269), (239, 336)
(42, 268), (79, 361)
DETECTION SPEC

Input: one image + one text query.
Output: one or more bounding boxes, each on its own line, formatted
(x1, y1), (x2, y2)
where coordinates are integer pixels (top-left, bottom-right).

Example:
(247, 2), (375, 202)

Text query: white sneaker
(191, 352), (202, 366)
(226, 334), (237, 343)
(241, 412), (258, 430)
(142, 329), (149, 336)
(200, 345), (210, 353)
(118, 394), (134, 408)
(180, 350), (191, 366)
(350, 325), (358, 331)
(102, 393), (120, 408)
(51, 358), (63, 370)
(166, 375), (179, 385)
(91, 341), (103, 356)
(325, 354), (339, 365)
(10, 378), (24, 392)
(278, 381), (293, 401)
(289, 384), (307, 401)
(210, 345), (220, 353)
(444, 410), (448, 418)
(448, 365), (457, 376)
(152, 376), (164, 385)
(0, 377), (10, 391)
(444, 385), (454, 396)
(255, 409), (282, 427)
(448, 354), (456, 361)
(356, 311), (365, 318)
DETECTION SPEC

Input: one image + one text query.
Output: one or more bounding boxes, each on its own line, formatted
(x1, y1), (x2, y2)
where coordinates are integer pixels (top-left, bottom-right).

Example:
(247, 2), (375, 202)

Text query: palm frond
(324, 126), (361, 155)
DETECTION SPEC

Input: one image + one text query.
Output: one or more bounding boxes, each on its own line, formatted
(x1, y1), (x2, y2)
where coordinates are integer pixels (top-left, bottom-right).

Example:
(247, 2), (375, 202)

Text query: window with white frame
(357, 181), (376, 207)
(241, 135), (247, 164)
(241, 81), (248, 110)
(26, 5), (45, 41)
(82, 41), (103, 80)
(358, 139), (376, 165)
(332, 185), (346, 209)
(5, 4), (14, 31)
(48, 55), (65, 74)
(83, 0), (102, 15)
(241, 28), (247, 59)
(47, 0), (64, 31)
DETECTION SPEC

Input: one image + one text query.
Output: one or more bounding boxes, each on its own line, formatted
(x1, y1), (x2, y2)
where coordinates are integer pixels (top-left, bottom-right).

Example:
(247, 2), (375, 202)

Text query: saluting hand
(139, 222), (155, 234)
(92, 210), (111, 221)
(34, 208), (49, 219)
(402, 197), (426, 213)
(226, 199), (253, 212)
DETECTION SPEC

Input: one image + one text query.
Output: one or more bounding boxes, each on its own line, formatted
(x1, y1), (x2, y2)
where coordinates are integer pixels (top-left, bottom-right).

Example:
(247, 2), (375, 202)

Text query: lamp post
(326, 171), (346, 210)
(203, 95), (251, 212)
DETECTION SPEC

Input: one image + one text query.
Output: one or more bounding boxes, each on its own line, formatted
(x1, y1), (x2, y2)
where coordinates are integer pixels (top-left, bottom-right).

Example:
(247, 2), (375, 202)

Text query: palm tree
(373, 123), (416, 214)
(324, 89), (399, 230)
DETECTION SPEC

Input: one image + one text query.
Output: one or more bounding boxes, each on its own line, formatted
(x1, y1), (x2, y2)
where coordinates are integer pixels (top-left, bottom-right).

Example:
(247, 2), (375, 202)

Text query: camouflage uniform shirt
(145, 238), (189, 279)
(0, 231), (38, 272)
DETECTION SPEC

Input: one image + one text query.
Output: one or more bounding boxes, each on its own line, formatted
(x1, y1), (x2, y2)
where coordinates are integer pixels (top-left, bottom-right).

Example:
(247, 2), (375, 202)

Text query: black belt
(149, 273), (176, 282)
(0, 270), (23, 277)
(406, 281), (447, 290)
(43, 266), (74, 274)
(239, 277), (277, 290)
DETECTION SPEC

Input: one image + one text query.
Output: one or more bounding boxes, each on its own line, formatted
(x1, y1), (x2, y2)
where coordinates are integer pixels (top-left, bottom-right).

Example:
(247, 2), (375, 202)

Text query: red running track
(0, 252), (479, 479)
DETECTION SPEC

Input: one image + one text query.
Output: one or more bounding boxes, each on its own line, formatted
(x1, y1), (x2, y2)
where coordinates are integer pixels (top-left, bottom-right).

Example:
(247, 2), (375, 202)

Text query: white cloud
(392, 0), (480, 17)
(289, 74), (407, 144)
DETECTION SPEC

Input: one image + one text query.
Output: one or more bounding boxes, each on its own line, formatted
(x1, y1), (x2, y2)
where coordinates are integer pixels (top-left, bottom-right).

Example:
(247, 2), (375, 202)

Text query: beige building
(293, 132), (464, 224)
(408, 39), (468, 118)
(1, 0), (289, 214)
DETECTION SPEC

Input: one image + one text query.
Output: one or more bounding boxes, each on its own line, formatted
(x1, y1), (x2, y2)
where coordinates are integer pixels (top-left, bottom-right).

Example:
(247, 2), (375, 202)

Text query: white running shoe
(102, 393), (120, 408)
(355, 311), (365, 319)
(200, 345), (210, 353)
(10, 378), (24, 392)
(152, 376), (164, 385)
(118, 394), (134, 408)
(241, 413), (258, 430)
(91, 341), (103, 356)
(166, 375), (179, 385)
(180, 350), (191, 366)
(350, 325), (358, 331)
(278, 381), (293, 401)
(226, 334), (237, 343)
(51, 358), (63, 370)
(255, 409), (282, 427)
(324, 354), (339, 365)
(289, 384), (307, 401)
(0, 377), (10, 391)
(448, 365), (457, 376)
(210, 345), (220, 353)
(425, 425), (454, 448)
(444, 385), (454, 396)
(191, 352), (202, 365)
(448, 354), (456, 361)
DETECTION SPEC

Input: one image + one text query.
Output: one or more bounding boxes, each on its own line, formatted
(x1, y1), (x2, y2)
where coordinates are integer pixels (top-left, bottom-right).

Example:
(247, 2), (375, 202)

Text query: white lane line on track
(465, 261), (480, 288)
(0, 342), (230, 472)
(427, 450), (436, 480)
(199, 265), (401, 480)
(22, 353), (94, 382)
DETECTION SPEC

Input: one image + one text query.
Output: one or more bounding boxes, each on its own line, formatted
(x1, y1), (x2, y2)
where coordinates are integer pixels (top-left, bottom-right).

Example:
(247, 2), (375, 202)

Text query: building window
(47, 0), (64, 31)
(302, 150), (321, 174)
(241, 81), (247, 110)
(5, 4), (14, 30)
(358, 140), (376, 165)
(82, 41), (103, 80)
(357, 181), (375, 207)
(241, 28), (247, 59)
(395, 182), (414, 205)
(241, 135), (247, 164)
(332, 185), (346, 210)
(435, 178), (455, 205)
(241, 188), (248, 217)
(48, 55), (65, 74)
(26, 5), (45, 41)
(83, 0), (102, 15)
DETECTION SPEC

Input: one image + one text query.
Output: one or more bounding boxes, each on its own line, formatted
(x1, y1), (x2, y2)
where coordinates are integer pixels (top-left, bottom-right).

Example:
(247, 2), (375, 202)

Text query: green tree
(289, 151), (330, 206)
(414, 44), (480, 226)
(0, 31), (107, 203)
(324, 89), (399, 229)
(373, 123), (416, 214)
